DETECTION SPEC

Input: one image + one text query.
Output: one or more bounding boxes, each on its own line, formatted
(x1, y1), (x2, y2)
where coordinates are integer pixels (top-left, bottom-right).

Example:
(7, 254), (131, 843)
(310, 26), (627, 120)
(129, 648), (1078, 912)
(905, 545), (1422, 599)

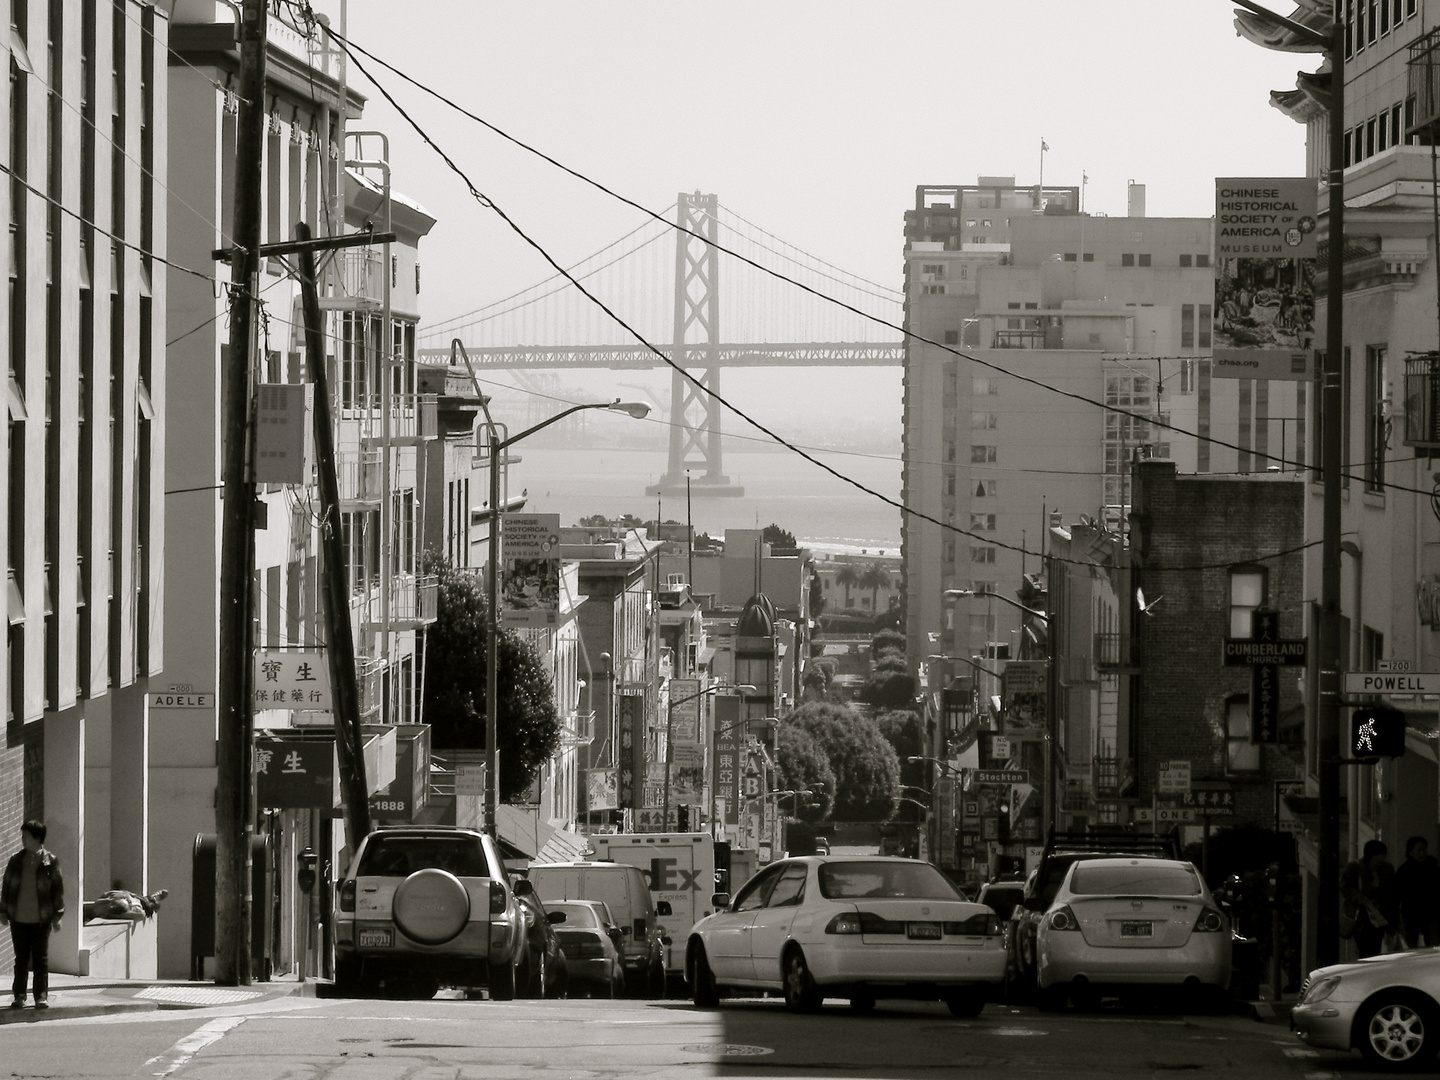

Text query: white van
(527, 861), (672, 997)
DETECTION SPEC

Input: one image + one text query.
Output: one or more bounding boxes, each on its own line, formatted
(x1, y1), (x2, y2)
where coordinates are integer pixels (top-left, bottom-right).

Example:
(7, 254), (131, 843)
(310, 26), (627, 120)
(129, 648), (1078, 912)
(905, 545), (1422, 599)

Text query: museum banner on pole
(1213, 177), (1318, 382)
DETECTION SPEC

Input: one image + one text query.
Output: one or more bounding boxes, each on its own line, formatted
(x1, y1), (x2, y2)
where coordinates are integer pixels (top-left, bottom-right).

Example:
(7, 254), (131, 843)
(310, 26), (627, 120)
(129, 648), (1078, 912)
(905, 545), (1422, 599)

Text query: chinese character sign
(500, 513), (561, 629)
(254, 737), (337, 809)
(253, 650), (331, 712)
(712, 694), (743, 817)
(669, 679), (702, 745)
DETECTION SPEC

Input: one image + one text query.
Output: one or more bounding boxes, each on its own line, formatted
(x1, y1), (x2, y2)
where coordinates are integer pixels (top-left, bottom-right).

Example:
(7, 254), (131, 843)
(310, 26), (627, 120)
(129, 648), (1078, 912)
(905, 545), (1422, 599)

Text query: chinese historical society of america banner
(1213, 177), (1318, 383)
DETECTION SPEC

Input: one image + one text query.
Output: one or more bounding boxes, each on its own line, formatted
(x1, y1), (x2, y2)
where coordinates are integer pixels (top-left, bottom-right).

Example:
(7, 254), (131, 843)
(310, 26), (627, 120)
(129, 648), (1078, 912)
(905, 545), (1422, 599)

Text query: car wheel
(782, 949), (823, 1013)
(691, 947), (720, 1009)
(849, 991), (876, 1014)
(1036, 984), (1068, 1012)
(490, 954), (518, 1001)
(1357, 992), (1440, 1069)
(945, 989), (985, 1018)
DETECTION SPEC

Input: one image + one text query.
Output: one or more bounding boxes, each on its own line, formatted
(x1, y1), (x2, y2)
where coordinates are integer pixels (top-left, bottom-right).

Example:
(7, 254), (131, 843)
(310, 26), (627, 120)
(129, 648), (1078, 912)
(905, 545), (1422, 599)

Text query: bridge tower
(646, 192), (743, 497)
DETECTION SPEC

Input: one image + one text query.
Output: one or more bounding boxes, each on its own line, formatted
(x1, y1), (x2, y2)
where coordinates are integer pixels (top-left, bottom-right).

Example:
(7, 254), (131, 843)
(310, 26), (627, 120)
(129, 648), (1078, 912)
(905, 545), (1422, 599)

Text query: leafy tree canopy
(420, 556), (561, 801)
(858, 668), (917, 711)
(871, 628), (906, 658)
(576, 513), (647, 530)
(762, 523), (797, 548)
(785, 702), (900, 821)
(774, 724), (836, 823)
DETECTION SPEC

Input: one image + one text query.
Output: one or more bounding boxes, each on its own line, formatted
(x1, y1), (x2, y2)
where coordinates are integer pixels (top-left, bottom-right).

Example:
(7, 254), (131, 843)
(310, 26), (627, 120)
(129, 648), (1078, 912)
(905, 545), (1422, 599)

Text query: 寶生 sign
(253, 650), (330, 711)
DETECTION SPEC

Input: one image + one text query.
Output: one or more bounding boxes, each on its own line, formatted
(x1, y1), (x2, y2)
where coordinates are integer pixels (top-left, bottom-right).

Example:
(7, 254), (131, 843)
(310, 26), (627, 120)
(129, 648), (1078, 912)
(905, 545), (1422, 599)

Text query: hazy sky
(328, 1), (1314, 429)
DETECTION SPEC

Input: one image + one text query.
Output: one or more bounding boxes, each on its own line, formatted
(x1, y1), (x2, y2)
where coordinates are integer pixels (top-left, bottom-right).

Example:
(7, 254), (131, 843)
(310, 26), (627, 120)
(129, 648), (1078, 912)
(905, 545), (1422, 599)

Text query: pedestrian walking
(0, 820), (65, 1009)
(1395, 835), (1440, 949)
(1341, 838), (1400, 958)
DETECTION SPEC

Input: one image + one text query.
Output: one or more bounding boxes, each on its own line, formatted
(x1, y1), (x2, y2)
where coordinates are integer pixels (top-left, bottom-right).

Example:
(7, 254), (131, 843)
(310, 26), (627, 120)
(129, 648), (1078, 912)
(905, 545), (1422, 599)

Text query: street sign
(1157, 761), (1191, 795)
(974, 769), (1029, 785)
(1135, 806), (1196, 824)
(1344, 671), (1440, 695)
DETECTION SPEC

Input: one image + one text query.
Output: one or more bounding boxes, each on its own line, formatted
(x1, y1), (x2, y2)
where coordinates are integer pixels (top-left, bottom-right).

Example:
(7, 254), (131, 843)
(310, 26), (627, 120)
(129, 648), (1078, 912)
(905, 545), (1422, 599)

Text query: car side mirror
(711, 892), (731, 910)
(547, 911), (566, 924)
(661, 934), (673, 946)
(511, 878), (534, 897)
(656, 900), (672, 917)
(608, 927), (623, 943)
(1023, 895), (1047, 912)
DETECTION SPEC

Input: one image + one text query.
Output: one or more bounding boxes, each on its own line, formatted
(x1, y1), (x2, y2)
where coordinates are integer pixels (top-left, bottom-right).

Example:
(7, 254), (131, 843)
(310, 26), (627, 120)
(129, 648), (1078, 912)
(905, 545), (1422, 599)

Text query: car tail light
(1048, 905), (1080, 931)
(1192, 906), (1226, 933)
(825, 912), (862, 935)
(339, 879), (356, 913)
(490, 881), (507, 915)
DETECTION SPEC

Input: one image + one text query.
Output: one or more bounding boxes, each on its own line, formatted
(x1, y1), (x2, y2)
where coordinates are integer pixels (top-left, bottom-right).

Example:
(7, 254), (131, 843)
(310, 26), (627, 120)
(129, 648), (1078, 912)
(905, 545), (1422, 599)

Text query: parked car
(976, 878), (1026, 923)
(813, 836), (831, 856)
(687, 855), (1005, 1016)
(514, 886), (569, 999)
(1006, 830), (1179, 1002)
(333, 826), (529, 1000)
(1292, 947), (1440, 1070)
(1032, 857), (1232, 1011)
(550, 899), (627, 999)
(528, 861), (671, 997)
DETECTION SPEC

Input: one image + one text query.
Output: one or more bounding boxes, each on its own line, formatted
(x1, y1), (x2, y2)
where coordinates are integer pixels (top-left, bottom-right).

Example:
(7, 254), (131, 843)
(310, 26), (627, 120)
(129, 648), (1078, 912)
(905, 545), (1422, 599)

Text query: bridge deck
(417, 342), (904, 369)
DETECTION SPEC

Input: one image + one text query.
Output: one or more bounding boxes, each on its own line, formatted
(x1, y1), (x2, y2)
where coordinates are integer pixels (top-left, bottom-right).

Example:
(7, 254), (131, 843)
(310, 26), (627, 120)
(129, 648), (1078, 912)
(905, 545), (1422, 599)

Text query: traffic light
(996, 800), (1012, 845)
(676, 805), (690, 831)
(1350, 706), (1406, 760)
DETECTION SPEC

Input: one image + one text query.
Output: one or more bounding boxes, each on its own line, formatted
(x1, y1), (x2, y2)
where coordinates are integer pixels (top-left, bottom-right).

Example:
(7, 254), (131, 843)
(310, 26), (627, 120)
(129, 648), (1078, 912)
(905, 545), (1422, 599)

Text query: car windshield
(357, 835), (491, 879)
(1069, 863), (1201, 896)
(818, 861), (963, 900)
(551, 903), (600, 928)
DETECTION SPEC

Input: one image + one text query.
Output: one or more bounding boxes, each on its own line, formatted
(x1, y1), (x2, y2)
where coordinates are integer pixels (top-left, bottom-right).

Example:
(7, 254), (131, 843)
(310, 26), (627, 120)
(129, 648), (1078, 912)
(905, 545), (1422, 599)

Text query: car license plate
(358, 928), (393, 948)
(908, 922), (942, 940)
(1120, 921), (1152, 937)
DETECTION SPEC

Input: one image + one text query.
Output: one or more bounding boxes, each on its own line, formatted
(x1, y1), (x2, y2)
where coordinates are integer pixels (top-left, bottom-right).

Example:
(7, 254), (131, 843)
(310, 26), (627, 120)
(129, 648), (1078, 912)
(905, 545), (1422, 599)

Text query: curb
(0, 999), (159, 1024)
(0, 978), (318, 1023)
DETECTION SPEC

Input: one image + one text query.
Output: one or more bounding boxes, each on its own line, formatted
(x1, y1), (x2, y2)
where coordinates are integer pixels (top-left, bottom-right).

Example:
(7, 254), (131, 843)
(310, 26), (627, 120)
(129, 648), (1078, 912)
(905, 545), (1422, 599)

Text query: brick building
(1129, 460), (1305, 845)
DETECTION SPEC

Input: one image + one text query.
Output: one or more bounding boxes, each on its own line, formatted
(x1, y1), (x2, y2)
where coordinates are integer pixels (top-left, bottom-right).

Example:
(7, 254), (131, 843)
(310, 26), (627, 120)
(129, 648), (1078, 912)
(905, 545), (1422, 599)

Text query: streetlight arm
(497, 399), (649, 451)
(927, 653), (1002, 679)
(944, 589), (1047, 622)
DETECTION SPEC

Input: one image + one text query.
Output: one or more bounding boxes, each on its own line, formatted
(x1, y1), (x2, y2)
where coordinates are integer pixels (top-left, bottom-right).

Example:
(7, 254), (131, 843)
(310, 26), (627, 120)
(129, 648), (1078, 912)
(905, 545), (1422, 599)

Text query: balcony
(1092, 753), (1134, 799)
(364, 572), (438, 630)
(319, 249), (385, 310)
(358, 393), (438, 445)
(356, 655), (387, 719)
(336, 448), (383, 506)
(1404, 355), (1440, 448)
(1409, 27), (1440, 137)
(1093, 632), (1138, 672)
(992, 329), (1045, 350)
(558, 711), (595, 748)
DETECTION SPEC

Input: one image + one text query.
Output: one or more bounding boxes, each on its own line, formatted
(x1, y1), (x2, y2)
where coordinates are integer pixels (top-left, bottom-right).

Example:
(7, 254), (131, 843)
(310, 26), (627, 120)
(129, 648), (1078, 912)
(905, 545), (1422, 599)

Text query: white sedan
(1034, 857), (1232, 1010)
(686, 855), (1005, 1015)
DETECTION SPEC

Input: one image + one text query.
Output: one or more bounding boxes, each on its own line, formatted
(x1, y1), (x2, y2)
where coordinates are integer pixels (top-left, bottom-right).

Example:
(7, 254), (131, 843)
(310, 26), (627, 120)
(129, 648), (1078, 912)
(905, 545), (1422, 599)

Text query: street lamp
(943, 588), (1048, 622)
(482, 400), (650, 837)
(662, 682), (755, 830)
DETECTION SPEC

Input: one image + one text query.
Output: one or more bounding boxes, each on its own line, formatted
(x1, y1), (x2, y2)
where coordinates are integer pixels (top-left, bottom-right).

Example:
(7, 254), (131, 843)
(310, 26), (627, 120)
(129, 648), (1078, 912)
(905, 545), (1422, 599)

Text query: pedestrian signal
(1349, 706), (1406, 759)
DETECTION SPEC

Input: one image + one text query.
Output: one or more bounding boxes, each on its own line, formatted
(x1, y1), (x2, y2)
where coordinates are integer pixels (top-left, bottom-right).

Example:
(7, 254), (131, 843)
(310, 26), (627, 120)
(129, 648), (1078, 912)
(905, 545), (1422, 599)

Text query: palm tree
(859, 562), (890, 612)
(835, 564), (861, 610)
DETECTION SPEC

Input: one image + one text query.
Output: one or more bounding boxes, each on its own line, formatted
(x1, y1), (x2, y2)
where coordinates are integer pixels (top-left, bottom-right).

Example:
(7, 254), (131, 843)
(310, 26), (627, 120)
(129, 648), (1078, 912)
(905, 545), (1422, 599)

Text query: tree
(871, 628), (906, 659)
(857, 669), (917, 710)
(762, 523), (797, 549)
(421, 556), (561, 801)
(786, 702), (900, 821)
(774, 724), (836, 822)
(859, 562), (891, 612)
(835, 564), (860, 610)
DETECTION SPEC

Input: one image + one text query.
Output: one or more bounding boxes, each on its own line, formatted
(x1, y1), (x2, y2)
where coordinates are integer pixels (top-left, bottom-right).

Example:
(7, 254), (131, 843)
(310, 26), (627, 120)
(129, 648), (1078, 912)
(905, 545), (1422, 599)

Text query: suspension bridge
(416, 193), (905, 496)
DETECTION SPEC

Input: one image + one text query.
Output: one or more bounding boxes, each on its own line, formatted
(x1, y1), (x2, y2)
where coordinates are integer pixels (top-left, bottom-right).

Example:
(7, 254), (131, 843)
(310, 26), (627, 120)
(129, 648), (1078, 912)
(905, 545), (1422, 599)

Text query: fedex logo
(646, 857), (700, 893)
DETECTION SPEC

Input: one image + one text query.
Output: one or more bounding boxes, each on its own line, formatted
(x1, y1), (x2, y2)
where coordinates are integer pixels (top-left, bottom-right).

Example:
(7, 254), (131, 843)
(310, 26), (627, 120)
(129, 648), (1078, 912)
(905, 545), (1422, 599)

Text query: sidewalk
(0, 972), (320, 1025)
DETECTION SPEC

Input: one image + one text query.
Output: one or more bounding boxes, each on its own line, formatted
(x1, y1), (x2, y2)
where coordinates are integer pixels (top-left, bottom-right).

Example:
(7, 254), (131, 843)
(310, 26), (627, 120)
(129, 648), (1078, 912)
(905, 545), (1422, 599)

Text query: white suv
(334, 826), (529, 999)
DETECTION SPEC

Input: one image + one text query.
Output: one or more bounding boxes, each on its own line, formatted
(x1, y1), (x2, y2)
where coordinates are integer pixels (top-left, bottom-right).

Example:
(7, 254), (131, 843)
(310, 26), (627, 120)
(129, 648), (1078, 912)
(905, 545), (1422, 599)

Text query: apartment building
(902, 179), (1307, 676)
(2, 0), (167, 978)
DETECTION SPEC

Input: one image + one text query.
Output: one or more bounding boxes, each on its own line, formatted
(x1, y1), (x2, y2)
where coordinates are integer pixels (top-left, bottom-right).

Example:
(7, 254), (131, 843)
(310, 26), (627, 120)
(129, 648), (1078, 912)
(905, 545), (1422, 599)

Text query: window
(1138, 253), (1151, 267)
(969, 513), (996, 531)
(1063, 253), (1077, 262)
(1083, 252), (1094, 262)
(1180, 254), (1192, 267)
(1199, 304), (1212, 349)
(1024, 302), (1038, 310)
(1121, 253), (1135, 267)
(922, 263), (945, 278)
(1197, 254), (1210, 268)
(970, 547), (996, 564)
(970, 445), (996, 463)
(974, 479), (996, 497)
(971, 411), (998, 430)
(1227, 696), (1260, 772)
(766, 865), (807, 908)
(923, 284), (944, 295)
(1182, 304), (1195, 349)
(1365, 345), (1387, 493)
(1007, 302), (1021, 310)
(972, 236), (986, 245)
(1229, 565), (1267, 637)
(943, 330), (958, 345)
(973, 376), (998, 395)
(970, 580), (996, 595)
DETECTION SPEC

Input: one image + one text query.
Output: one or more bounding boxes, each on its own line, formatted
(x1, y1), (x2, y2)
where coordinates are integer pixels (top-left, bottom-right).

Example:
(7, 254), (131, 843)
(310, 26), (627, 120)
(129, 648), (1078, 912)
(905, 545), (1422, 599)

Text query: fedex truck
(589, 832), (719, 989)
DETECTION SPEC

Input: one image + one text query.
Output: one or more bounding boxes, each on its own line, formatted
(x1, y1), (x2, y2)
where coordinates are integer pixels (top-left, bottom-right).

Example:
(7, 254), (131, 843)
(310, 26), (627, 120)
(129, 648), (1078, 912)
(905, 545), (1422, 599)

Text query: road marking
(1283, 1047), (1319, 1058)
(143, 1015), (247, 1076)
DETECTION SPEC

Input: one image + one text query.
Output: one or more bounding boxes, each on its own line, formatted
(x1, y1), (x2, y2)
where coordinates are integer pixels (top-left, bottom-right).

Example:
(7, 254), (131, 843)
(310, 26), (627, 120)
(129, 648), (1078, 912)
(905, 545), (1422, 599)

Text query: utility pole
(214, 0), (268, 987)
(294, 221), (389, 853)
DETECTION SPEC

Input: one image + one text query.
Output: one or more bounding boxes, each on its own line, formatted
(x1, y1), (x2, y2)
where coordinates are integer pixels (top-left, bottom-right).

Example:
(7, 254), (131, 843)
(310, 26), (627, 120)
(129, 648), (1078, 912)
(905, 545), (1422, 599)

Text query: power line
(333, 36), (1327, 576)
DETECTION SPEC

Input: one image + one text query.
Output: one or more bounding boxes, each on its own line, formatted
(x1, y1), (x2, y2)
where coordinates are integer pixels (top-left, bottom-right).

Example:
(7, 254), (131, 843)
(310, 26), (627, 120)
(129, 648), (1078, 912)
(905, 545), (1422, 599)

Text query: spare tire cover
(392, 868), (471, 945)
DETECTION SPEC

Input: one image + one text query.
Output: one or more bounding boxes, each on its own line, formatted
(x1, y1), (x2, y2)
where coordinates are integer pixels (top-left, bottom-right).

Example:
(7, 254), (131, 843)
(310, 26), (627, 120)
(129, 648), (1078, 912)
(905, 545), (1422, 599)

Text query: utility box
(254, 383), (313, 484)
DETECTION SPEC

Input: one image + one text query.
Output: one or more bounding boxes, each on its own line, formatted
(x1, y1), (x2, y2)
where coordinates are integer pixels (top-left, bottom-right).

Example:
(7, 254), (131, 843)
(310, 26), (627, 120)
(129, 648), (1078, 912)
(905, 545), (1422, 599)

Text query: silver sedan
(1292, 948), (1440, 1070)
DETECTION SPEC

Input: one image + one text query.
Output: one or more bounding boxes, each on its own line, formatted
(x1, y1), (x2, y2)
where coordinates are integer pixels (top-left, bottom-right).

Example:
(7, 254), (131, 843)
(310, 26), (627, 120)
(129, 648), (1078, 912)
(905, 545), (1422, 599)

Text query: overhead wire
(331, 34), (1329, 575)
(327, 27), (1433, 504)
